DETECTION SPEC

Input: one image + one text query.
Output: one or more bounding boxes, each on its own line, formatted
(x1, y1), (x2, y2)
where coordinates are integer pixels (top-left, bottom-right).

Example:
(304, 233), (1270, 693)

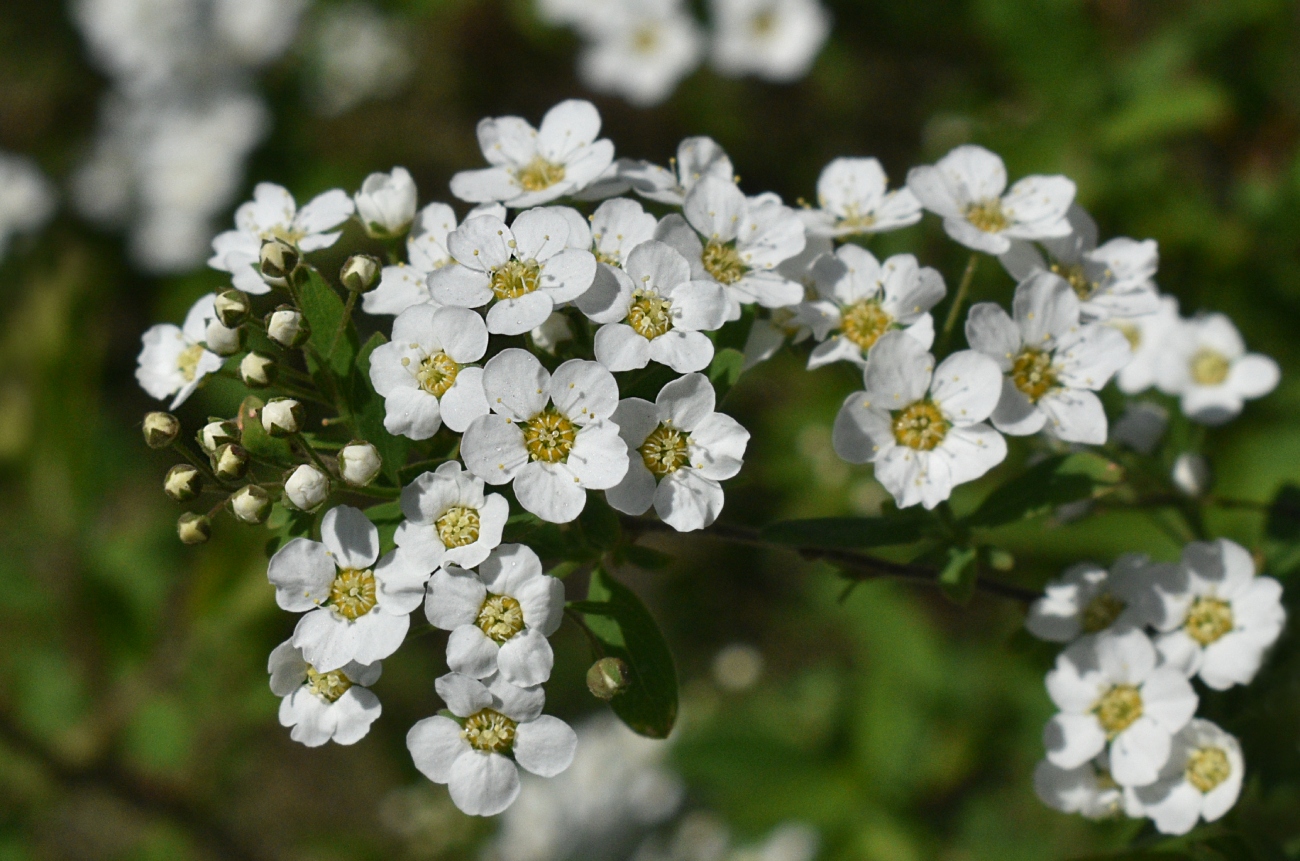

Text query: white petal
(435, 671), (494, 717)
(497, 628), (554, 686)
(482, 348), (550, 420)
(514, 462), (587, 523)
(268, 538), (335, 612)
(1037, 389), (1108, 445)
(1043, 713), (1106, 770)
(439, 368), (491, 433)
(460, 414), (530, 485)
(447, 625), (501, 679)
(487, 292), (554, 336)
(964, 302), (1020, 371)
(448, 751), (521, 816)
(330, 687), (382, 745)
(430, 307), (490, 364)
(426, 566), (488, 629)
(595, 324), (651, 371)
(408, 716), (469, 782)
(605, 460), (657, 516)
(551, 359), (620, 422)
(863, 331), (933, 407)
(321, 506), (380, 570)
(1110, 717), (1171, 787)
(655, 469), (725, 532)
(513, 715), (578, 777)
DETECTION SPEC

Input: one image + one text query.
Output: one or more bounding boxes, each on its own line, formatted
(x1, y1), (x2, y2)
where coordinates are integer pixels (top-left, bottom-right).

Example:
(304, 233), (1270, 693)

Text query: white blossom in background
(268, 639), (382, 747)
(354, 166), (418, 239)
(906, 145), (1076, 255)
(607, 373), (750, 532)
(305, 1), (414, 117)
(740, 233), (832, 370)
(135, 293), (224, 408)
(1026, 555), (1168, 643)
(451, 100), (616, 209)
(1109, 294), (1179, 395)
(1152, 539), (1286, 691)
(1033, 755), (1124, 821)
(1154, 312), (1280, 426)
(461, 349), (628, 523)
(709, 0), (831, 82)
(396, 461), (510, 574)
(1125, 719), (1244, 835)
(1108, 401), (1169, 455)
(966, 272), (1131, 444)
(832, 331), (1006, 510)
(577, 0), (704, 108)
(801, 157), (922, 239)
(634, 814), (819, 861)
(0, 153), (56, 260)
(622, 136), (735, 206)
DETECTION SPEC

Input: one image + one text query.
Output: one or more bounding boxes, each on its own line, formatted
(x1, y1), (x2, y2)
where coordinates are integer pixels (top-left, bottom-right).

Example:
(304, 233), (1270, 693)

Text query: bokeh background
(2, 0), (1300, 858)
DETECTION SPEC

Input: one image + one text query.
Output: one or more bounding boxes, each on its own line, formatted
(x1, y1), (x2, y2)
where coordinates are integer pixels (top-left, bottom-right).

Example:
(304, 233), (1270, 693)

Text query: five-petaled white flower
(208, 181), (354, 294)
(407, 672), (577, 816)
(1033, 754), (1124, 821)
(396, 461), (510, 573)
(906, 145), (1075, 255)
(354, 166), (417, 239)
(1151, 539), (1286, 691)
(741, 233), (832, 369)
(804, 246), (945, 370)
(460, 349), (628, 523)
(801, 157), (922, 238)
(966, 272), (1131, 444)
(1125, 719), (1244, 835)
(606, 373), (750, 532)
(1111, 294), (1180, 395)
(577, 0), (703, 108)
(450, 100), (616, 209)
(135, 293), (225, 408)
(1154, 312), (1280, 426)
(429, 209), (597, 336)
(832, 331), (1006, 510)
(267, 639), (382, 748)
(426, 543), (564, 686)
(708, 0), (831, 83)
(622, 136), (735, 206)
(1043, 628), (1198, 787)
(368, 305), (491, 440)
(1026, 555), (1168, 643)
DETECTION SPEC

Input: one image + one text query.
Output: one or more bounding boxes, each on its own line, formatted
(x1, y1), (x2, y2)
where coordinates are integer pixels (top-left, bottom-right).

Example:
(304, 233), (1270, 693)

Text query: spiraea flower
(1125, 719), (1244, 835)
(268, 640), (382, 747)
(966, 272), (1131, 444)
(460, 349), (628, 523)
(208, 182), (355, 294)
(709, 0), (831, 83)
(368, 305), (491, 440)
(407, 672), (578, 816)
(425, 544), (564, 686)
(428, 209), (597, 336)
(577, 0), (704, 108)
(803, 246), (946, 370)
(741, 233), (832, 369)
(136, 293), (225, 408)
(1154, 312), (1280, 426)
(801, 157), (923, 238)
(1151, 539), (1285, 691)
(906, 145), (1075, 255)
(267, 506), (421, 672)
(1043, 628), (1198, 787)
(622, 136), (734, 206)
(832, 331), (1006, 510)
(450, 100), (616, 208)
(396, 461), (509, 572)
(657, 176), (806, 320)
(587, 198), (659, 270)
(1033, 754), (1124, 821)
(1111, 295), (1180, 395)
(354, 166), (417, 239)
(0, 151), (56, 261)
(606, 373), (750, 532)
(1026, 555), (1168, 643)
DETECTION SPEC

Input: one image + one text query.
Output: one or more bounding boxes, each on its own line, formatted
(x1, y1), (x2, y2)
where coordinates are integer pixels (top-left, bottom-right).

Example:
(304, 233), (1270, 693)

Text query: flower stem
(327, 290), (357, 359)
(939, 253), (980, 353)
(293, 433), (335, 478)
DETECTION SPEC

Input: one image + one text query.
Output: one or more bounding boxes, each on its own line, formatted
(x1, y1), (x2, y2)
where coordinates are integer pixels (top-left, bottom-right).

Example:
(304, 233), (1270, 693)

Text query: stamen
(462, 709), (517, 753)
(517, 157), (566, 192)
(1011, 348), (1058, 402)
(306, 666), (352, 702)
(436, 505), (481, 548)
(892, 401), (950, 451)
(965, 199), (1009, 233)
(523, 408), (576, 463)
(417, 351), (460, 397)
(627, 290), (674, 339)
(701, 240), (747, 285)
(476, 594), (525, 643)
(1186, 746), (1231, 793)
(841, 299), (894, 351)
(1051, 262), (1096, 300)
(491, 259), (542, 300)
(639, 424), (690, 477)
(1081, 592), (1126, 633)
(177, 344), (207, 382)
(1092, 684), (1143, 738)
(1190, 349), (1230, 386)
(1185, 596), (1234, 646)
(329, 567), (377, 620)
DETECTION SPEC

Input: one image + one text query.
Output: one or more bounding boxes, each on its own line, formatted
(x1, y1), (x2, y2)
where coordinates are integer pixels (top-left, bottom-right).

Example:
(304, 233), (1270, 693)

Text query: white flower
(1125, 719), (1244, 835)
(740, 233), (833, 369)
(1110, 294), (1180, 395)
(1033, 754), (1124, 820)
(208, 181), (355, 294)
(1043, 628), (1198, 787)
(531, 312), (574, 353)
(589, 198), (659, 269)
(304, 3), (414, 118)
(803, 246), (945, 370)
(832, 331), (1006, 510)
(709, 0), (831, 82)
(460, 350), (628, 523)
(657, 176), (806, 320)
(354, 166), (417, 239)
(368, 305), (491, 439)
(1026, 555), (1168, 643)
(606, 373), (750, 531)
(135, 293), (224, 408)
(966, 272), (1131, 444)
(577, 0), (703, 108)
(396, 461), (509, 572)
(338, 441), (382, 487)
(407, 672), (577, 817)
(589, 241), (730, 373)
(0, 152), (56, 260)
(428, 209), (597, 336)
(801, 157), (922, 238)
(999, 204), (1160, 321)
(1170, 453), (1211, 498)
(450, 100), (616, 208)
(621, 136), (734, 206)
(1154, 312), (1280, 426)
(267, 639), (381, 747)
(906, 145), (1076, 255)
(268, 506), (420, 672)
(1151, 538), (1285, 691)
(285, 463), (330, 511)
(426, 544), (565, 686)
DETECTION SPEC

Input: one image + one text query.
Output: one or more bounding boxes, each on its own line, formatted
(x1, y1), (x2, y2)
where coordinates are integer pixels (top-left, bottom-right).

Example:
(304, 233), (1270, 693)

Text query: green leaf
(298, 267), (357, 381)
(264, 502), (314, 556)
(364, 500), (404, 553)
(578, 566), (678, 738)
(351, 331), (407, 484)
(938, 546), (977, 605)
(619, 544), (674, 570)
(1266, 484), (1300, 541)
(762, 510), (931, 548)
(237, 395), (294, 466)
(578, 493), (622, 550)
(964, 453), (1120, 529)
(707, 347), (745, 401)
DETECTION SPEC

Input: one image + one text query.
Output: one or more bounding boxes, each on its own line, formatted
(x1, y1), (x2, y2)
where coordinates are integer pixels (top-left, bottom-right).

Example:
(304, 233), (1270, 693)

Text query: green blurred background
(2, 0), (1299, 858)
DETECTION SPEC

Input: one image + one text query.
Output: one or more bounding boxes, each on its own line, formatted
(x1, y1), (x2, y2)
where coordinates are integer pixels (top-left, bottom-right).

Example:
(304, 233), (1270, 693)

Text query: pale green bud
(239, 352), (277, 387)
(197, 419), (239, 454)
(261, 398), (303, 437)
(259, 239), (300, 288)
(586, 657), (630, 701)
(340, 254), (382, 293)
(214, 289), (251, 328)
(284, 464), (329, 511)
(165, 464), (202, 502)
(266, 306), (308, 348)
(143, 412), (180, 449)
(230, 485), (271, 524)
(177, 512), (211, 545)
(338, 440), (382, 487)
(212, 443), (250, 481)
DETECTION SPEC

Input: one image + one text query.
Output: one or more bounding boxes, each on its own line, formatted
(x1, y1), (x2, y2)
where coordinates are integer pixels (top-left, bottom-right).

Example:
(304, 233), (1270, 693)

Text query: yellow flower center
(1186, 746), (1231, 793)
(892, 401), (950, 451)
(1092, 684), (1143, 738)
(1112, 321), (1141, 351)
(491, 259), (542, 300)
(702, 240), (747, 285)
(477, 594), (525, 643)
(1185, 596), (1234, 646)
(1082, 592), (1126, 634)
(177, 343), (207, 382)
(418, 351), (460, 397)
(751, 8), (777, 35)
(523, 407), (576, 464)
(639, 424), (690, 477)
(840, 299), (894, 351)
(437, 505), (481, 548)
(306, 666), (353, 702)
(1190, 349), (1230, 386)
(517, 157), (566, 193)
(628, 290), (674, 339)
(965, 199), (1009, 233)
(632, 24), (659, 53)
(462, 709), (517, 754)
(837, 207), (877, 232)
(1011, 348), (1059, 402)
(329, 567), (377, 621)
(1051, 262), (1096, 301)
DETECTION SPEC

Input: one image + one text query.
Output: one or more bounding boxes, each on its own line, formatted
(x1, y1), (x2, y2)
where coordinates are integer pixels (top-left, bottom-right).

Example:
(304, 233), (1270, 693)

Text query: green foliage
(762, 510), (932, 548)
(965, 452), (1122, 528)
(297, 267), (358, 383)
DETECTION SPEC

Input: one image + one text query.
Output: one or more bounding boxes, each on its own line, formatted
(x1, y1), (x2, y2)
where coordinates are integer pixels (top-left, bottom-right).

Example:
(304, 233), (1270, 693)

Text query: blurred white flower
(1154, 312), (1280, 426)
(1125, 719), (1244, 835)
(355, 166), (418, 239)
(1033, 755), (1124, 820)
(305, 2), (414, 117)
(709, 0), (831, 83)
(577, 0), (703, 107)
(268, 639), (382, 747)
(622, 137), (734, 207)
(0, 152), (56, 260)
(1109, 294), (1180, 395)
(1108, 401), (1168, 455)
(1026, 555), (1168, 643)
(135, 293), (224, 408)
(801, 157), (922, 239)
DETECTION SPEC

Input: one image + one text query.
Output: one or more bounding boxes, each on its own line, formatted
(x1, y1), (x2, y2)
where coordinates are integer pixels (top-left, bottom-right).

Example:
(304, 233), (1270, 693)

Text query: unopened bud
(165, 464), (203, 501)
(197, 419), (239, 454)
(266, 306), (309, 348)
(340, 254), (382, 293)
(177, 512), (211, 545)
(1172, 453), (1212, 498)
(261, 398), (302, 436)
(214, 289), (251, 328)
(231, 484), (272, 524)
(205, 319), (243, 356)
(338, 440), (382, 486)
(259, 239), (300, 288)
(239, 352), (277, 387)
(143, 412), (180, 448)
(213, 443), (250, 481)
(586, 657), (630, 701)
(285, 463), (330, 511)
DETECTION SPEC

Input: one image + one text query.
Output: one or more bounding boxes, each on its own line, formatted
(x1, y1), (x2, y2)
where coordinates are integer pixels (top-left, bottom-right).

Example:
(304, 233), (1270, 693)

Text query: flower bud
(266, 306), (309, 348)
(239, 352), (277, 387)
(143, 412), (180, 449)
(586, 657), (630, 701)
(164, 464), (203, 502)
(285, 463), (330, 511)
(177, 512), (211, 545)
(261, 398), (302, 436)
(214, 289), (251, 328)
(231, 484), (272, 524)
(205, 319), (243, 356)
(197, 419), (239, 454)
(212, 443), (250, 481)
(340, 254), (381, 293)
(338, 440), (382, 486)
(1172, 453), (1212, 498)
(354, 167), (417, 239)
(259, 239), (300, 288)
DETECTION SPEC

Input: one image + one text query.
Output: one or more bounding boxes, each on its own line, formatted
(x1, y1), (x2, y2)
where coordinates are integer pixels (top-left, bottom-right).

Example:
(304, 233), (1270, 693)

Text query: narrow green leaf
(298, 267), (357, 381)
(965, 454), (1117, 528)
(237, 395), (295, 466)
(762, 511), (931, 548)
(578, 493), (621, 551)
(938, 546), (977, 605)
(707, 347), (745, 401)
